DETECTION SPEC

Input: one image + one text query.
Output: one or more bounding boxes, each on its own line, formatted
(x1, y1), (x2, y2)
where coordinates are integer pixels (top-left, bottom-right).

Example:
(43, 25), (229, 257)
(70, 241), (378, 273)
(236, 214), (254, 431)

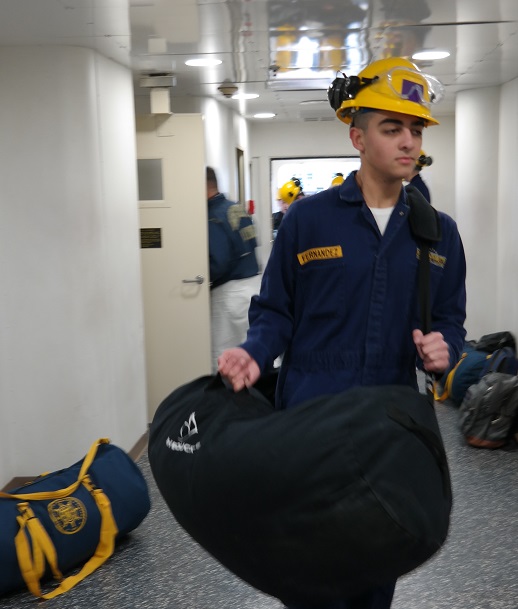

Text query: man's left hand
(413, 329), (450, 374)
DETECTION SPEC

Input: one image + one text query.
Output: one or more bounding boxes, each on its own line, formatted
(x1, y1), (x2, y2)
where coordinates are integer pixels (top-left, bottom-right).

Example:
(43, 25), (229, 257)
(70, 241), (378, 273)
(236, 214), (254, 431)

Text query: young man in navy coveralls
(218, 57), (467, 609)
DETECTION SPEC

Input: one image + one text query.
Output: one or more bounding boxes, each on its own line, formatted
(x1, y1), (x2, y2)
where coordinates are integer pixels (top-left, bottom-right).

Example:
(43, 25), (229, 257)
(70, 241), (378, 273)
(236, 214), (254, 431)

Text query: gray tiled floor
(1, 396), (517, 609)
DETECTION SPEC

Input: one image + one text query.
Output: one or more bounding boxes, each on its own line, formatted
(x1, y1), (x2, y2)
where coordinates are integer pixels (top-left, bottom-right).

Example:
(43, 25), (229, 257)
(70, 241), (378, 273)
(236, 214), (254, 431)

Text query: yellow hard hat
(279, 178), (302, 205)
(331, 173), (344, 187)
(328, 57), (443, 126)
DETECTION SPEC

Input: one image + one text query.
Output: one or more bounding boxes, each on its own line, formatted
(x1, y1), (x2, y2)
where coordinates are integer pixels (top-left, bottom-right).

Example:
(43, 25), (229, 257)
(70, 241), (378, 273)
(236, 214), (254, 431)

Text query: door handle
(182, 274), (205, 285)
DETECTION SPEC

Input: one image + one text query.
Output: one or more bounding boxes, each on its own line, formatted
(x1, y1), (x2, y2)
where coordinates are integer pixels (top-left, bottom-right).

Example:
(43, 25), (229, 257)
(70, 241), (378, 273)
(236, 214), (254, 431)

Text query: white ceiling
(1, 0), (518, 122)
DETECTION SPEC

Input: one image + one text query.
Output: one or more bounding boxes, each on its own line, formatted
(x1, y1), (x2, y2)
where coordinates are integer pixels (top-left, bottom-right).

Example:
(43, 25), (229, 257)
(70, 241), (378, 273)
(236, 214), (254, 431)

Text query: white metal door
(137, 114), (211, 421)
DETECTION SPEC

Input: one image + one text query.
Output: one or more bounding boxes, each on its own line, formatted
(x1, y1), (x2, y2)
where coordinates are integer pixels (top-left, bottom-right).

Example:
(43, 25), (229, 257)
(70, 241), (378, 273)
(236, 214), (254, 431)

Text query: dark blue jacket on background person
(240, 171), (466, 410)
(409, 173), (431, 203)
(208, 193), (259, 289)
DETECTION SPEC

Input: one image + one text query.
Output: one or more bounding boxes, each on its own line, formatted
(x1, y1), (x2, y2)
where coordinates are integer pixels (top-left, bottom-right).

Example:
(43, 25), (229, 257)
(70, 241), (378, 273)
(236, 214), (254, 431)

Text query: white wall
(170, 95), (257, 255)
(419, 115), (456, 217)
(199, 97), (250, 202)
(139, 94), (252, 205)
(456, 87), (501, 340)
(497, 78), (518, 339)
(0, 46), (148, 484)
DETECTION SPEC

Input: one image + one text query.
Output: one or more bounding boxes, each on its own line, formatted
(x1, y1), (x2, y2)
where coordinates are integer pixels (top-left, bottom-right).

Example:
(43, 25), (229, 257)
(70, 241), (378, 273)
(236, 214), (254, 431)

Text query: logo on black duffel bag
(166, 412), (201, 454)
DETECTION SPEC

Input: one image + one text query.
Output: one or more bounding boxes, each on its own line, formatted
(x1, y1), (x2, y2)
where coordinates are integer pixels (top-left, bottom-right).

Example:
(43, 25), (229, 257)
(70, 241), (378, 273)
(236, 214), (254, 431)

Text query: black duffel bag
(148, 374), (452, 606)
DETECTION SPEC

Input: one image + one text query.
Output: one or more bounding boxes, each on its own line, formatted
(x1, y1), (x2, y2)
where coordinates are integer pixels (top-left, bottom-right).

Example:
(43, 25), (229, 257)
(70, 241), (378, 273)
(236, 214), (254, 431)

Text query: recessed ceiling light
(254, 113), (276, 119)
(185, 58), (222, 67)
(232, 93), (259, 100)
(412, 50), (450, 61)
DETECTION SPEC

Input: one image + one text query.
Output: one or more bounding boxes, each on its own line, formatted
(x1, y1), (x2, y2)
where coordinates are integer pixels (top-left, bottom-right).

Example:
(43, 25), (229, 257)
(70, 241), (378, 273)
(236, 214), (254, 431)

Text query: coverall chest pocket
(298, 260), (347, 320)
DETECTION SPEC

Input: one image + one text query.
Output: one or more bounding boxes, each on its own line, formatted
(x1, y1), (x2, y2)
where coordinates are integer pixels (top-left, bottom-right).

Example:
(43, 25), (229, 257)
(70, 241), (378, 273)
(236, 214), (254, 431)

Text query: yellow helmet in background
(416, 150), (433, 168)
(279, 178), (302, 205)
(328, 57), (444, 126)
(331, 173), (344, 187)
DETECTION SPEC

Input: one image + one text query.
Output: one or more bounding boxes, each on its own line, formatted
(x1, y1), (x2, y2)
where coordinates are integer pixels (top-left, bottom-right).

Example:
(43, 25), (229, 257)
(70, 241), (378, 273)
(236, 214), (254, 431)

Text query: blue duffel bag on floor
(0, 438), (150, 600)
(148, 374), (452, 606)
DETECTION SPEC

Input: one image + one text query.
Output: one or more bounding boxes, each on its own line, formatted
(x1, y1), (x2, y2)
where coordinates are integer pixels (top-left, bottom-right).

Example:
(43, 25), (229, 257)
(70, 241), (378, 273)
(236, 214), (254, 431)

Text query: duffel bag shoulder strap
(406, 184), (441, 336)
(1, 438), (118, 600)
(406, 184), (442, 401)
(14, 502), (63, 594)
(0, 437), (109, 501)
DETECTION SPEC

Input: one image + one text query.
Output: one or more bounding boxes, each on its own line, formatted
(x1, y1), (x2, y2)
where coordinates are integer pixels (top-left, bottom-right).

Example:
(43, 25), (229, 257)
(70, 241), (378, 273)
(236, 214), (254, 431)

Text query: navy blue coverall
(239, 171), (467, 609)
(208, 193), (259, 287)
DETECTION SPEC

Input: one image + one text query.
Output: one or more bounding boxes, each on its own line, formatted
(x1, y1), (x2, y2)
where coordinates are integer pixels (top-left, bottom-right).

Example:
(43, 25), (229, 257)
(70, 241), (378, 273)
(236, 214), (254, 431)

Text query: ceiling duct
(139, 73), (176, 114)
(267, 78), (332, 92)
(139, 73), (176, 88)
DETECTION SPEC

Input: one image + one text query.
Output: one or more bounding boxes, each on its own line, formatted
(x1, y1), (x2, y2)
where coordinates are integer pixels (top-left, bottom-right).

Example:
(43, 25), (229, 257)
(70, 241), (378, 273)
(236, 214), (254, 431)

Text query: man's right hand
(217, 347), (260, 392)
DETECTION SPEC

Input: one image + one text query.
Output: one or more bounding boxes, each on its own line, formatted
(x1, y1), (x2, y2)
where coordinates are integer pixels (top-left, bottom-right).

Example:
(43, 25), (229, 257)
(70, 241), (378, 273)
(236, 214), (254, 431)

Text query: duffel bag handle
(207, 373), (275, 407)
(0, 438), (110, 502)
(14, 475), (118, 599)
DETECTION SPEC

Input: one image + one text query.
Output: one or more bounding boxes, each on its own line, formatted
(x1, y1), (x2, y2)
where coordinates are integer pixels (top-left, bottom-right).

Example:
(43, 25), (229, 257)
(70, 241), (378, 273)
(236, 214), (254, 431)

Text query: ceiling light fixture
(254, 113), (276, 119)
(185, 58), (222, 67)
(412, 50), (450, 61)
(232, 93), (259, 100)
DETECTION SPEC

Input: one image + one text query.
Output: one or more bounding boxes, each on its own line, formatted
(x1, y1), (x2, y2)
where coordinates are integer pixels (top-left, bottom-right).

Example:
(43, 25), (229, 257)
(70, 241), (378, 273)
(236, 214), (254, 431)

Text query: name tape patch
(417, 248), (446, 268)
(297, 245), (343, 266)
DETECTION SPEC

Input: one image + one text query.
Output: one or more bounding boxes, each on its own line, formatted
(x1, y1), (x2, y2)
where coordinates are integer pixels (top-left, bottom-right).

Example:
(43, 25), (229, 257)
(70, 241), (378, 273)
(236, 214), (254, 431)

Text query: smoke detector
(218, 80), (238, 98)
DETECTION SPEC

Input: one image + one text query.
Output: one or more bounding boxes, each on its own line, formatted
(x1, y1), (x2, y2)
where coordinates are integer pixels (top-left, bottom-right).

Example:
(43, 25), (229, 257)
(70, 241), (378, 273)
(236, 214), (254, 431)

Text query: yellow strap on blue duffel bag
(433, 352), (468, 402)
(433, 349), (491, 404)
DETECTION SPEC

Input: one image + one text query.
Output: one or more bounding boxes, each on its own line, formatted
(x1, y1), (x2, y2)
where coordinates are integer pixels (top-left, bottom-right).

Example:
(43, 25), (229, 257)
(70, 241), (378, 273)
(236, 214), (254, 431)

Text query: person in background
(330, 172), (344, 187)
(406, 149), (432, 202)
(217, 57), (466, 609)
(281, 177), (305, 205)
(206, 166), (261, 373)
(272, 178), (304, 236)
(272, 197), (288, 234)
